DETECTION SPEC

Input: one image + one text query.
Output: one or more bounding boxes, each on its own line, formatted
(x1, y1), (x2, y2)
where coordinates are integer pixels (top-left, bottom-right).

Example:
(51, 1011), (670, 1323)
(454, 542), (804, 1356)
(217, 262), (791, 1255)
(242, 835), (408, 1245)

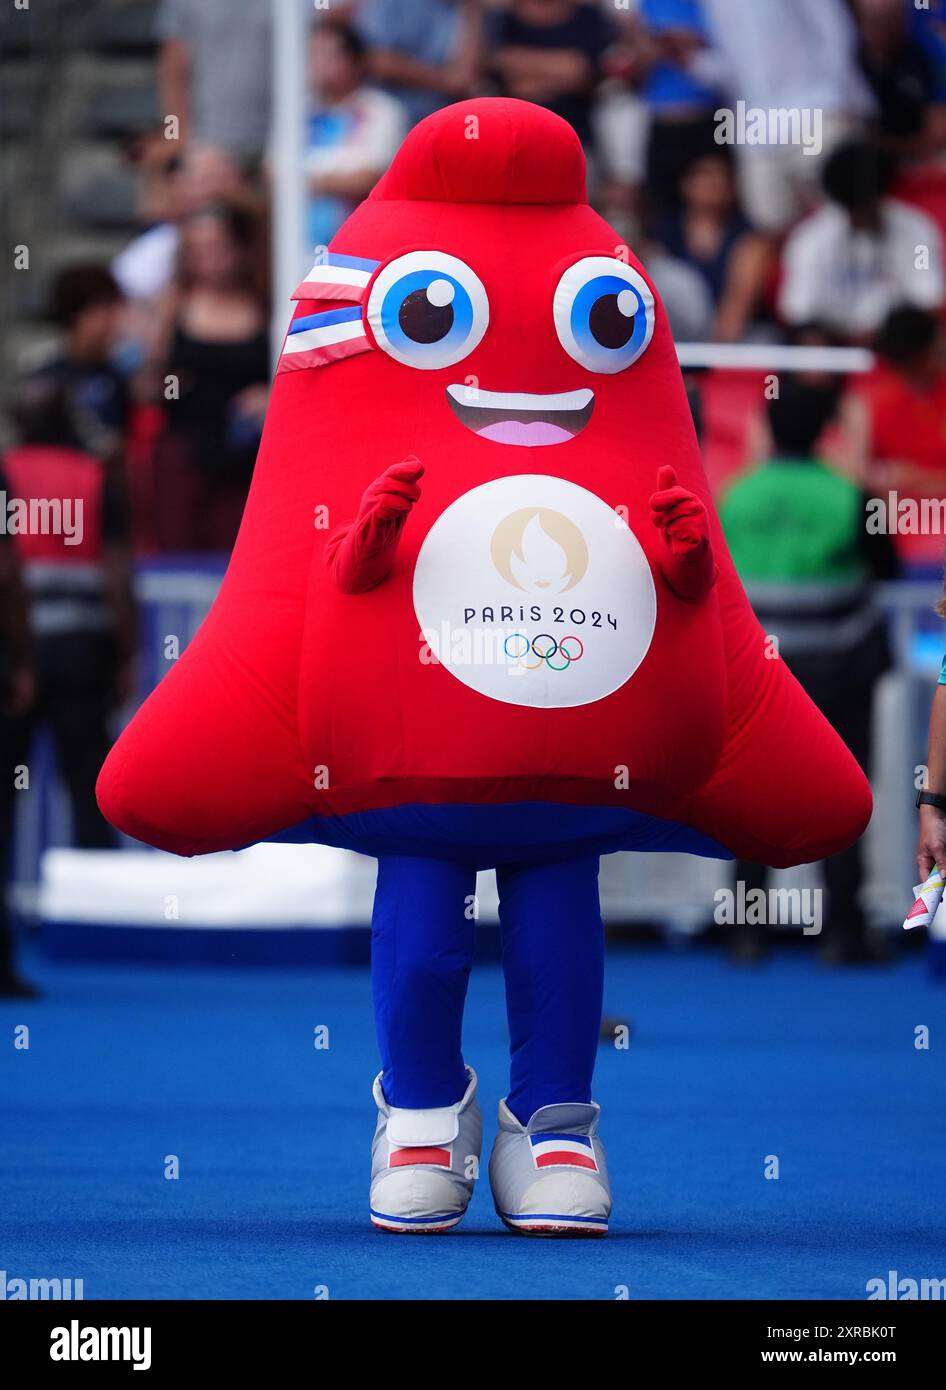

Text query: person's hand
(355, 457), (424, 528)
(649, 465), (709, 557)
(917, 803), (946, 881)
(6, 665), (35, 717)
(328, 457), (424, 594)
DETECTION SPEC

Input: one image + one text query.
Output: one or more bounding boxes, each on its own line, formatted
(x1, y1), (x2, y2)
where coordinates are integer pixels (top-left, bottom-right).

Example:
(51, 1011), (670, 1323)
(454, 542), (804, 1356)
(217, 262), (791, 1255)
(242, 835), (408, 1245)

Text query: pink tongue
(477, 420), (573, 447)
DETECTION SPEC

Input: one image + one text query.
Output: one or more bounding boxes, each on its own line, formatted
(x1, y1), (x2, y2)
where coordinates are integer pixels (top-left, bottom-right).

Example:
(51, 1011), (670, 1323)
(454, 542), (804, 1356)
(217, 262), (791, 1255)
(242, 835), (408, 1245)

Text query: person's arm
(492, 46), (595, 100)
(649, 465), (717, 603)
(712, 232), (772, 343)
(309, 165), (385, 201)
(326, 458), (424, 595)
(918, 680), (946, 879)
(157, 37), (191, 144)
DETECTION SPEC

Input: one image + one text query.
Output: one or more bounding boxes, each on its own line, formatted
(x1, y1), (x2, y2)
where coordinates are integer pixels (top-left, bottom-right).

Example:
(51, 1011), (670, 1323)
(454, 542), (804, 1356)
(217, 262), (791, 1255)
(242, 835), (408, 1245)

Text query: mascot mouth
(446, 385), (594, 447)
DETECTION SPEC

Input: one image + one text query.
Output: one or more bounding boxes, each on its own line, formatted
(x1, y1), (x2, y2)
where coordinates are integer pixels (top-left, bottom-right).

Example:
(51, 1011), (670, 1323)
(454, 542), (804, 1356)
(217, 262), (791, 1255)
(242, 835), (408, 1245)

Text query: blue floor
(1, 944), (944, 1300)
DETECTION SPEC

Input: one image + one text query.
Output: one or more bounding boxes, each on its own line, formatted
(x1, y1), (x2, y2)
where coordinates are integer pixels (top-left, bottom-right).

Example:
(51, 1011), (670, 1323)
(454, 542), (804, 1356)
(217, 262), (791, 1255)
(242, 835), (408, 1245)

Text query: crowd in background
(3, 0), (946, 990)
(7, 0), (946, 556)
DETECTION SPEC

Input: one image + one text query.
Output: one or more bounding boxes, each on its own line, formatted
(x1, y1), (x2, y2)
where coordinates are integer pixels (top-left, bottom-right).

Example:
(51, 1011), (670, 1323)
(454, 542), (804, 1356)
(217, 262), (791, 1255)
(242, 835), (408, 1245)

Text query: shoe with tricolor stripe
(369, 1067), (482, 1233)
(489, 1098), (611, 1236)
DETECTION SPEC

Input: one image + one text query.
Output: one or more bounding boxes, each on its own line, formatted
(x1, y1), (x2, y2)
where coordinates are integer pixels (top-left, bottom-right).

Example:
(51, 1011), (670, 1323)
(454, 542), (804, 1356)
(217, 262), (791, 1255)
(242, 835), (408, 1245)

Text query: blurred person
(720, 377), (897, 964)
(693, 0), (875, 236)
(305, 21), (407, 251)
(0, 476), (37, 999)
(911, 0), (946, 104)
(486, 0), (618, 151)
(635, 0), (722, 221)
(152, 198), (270, 552)
(112, 144), (246, 311)
(26, 266), (130, 464)
(590, 3), (652, 233)
(778, 140), (945, 340)
(355, 0), (483, 127)
(654, 151), (770, 341)
(156, 0), (272, 167)
(841, 305), (946, 566)
(1, 372), (137, 854)
(639, 236), (714, 342)
(854, 0), (946, 157)
(917, 574), (946, 883)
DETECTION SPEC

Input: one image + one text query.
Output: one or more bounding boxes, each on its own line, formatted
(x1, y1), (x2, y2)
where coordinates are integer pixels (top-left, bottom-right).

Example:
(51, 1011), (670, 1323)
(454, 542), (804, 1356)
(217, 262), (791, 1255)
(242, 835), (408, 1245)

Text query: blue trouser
(371, 853), (604, 1125)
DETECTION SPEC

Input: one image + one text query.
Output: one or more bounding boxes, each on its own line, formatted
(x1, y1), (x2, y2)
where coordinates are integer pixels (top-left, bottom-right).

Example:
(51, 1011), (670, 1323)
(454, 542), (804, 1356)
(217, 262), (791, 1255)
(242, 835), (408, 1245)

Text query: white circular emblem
(413, 475), (656, 709)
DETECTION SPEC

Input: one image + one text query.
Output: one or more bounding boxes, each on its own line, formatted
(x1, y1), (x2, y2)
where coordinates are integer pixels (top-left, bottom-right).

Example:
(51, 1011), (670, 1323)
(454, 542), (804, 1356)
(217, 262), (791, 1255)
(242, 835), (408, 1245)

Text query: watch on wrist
(916, 789), (946, 813)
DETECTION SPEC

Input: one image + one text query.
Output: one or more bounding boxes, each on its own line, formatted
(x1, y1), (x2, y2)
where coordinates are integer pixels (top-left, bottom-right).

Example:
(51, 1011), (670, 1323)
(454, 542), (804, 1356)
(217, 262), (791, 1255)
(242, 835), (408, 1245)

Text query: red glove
(649, 465), (717, 602)
(326, 457), (424, 594)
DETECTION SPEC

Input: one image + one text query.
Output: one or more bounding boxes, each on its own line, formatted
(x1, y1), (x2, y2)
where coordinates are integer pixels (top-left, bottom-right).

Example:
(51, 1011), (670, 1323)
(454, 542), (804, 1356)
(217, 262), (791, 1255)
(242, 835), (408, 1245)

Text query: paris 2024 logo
(413, 475), (656, 709)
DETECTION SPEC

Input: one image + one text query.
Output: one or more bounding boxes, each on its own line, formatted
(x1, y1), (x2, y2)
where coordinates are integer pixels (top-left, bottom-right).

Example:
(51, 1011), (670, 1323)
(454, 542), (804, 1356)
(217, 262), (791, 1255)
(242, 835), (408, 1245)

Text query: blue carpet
(1, 945), (944, 1300)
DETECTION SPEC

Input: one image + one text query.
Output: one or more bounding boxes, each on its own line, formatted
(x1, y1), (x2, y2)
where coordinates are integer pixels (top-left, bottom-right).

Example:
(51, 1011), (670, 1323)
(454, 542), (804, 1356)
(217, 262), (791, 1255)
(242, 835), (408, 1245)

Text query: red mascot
(98, 99), (870, 1236)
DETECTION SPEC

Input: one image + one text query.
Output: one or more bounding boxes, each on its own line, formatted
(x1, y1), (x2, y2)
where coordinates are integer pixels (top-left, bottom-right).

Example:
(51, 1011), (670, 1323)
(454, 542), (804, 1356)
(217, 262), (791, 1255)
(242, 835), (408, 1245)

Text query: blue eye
(367, 251), (489, 369)
(554, 257), (655, 374)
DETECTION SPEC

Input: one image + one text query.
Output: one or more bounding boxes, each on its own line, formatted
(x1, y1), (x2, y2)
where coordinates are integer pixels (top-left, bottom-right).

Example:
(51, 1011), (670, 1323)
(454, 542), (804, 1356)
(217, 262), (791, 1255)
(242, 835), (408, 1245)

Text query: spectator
(113, 144), (247, 309)
(2, 371), (137, 853)
(778, 141), (945, 340)
(305, 21), (407, 251)
(909, 0), (946, 119)
(152, 198), (270, 552)
(636, 0), (722, 221)
(694, 0), (875, 236)
(590, 3), (652, 232)
(639, 237), (714, 342)
(486, 1), (618, 152)
(0, 474), (37, 999)
(356, 0), (482, 128)
(842, 305), (946, 566)
(854, 0), (946, 157)
(27, 265), (130, 465)
(156, 0), (272, 168)
(720, 377), (897, 965)
(654, 152), (770, 341)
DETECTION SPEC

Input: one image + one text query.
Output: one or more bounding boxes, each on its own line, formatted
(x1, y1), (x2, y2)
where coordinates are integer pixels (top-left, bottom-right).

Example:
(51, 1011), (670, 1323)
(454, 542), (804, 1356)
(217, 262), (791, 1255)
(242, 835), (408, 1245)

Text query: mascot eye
(367, 251), (489, 369)
(553, 257), (655, 374)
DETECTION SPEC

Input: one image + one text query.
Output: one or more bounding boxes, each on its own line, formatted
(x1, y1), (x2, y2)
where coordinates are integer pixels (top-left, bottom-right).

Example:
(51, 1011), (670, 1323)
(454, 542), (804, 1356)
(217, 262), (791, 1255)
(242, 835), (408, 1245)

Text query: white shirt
(778, 199), (946, 336)
(112, 222), (180, 301)
(694, 0), (875, 117)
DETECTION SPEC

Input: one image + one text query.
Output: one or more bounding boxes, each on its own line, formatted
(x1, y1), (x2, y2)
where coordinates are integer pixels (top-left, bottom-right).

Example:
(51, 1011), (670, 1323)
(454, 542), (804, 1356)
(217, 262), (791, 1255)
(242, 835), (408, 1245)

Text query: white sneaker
(489, 1098), (611, 1236)
(369, 1067), (481, 1233)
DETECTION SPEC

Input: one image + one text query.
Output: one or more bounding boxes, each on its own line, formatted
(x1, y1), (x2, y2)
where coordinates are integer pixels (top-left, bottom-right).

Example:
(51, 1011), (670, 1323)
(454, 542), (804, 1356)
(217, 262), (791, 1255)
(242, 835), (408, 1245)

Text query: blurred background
(2, 0), (946, 979)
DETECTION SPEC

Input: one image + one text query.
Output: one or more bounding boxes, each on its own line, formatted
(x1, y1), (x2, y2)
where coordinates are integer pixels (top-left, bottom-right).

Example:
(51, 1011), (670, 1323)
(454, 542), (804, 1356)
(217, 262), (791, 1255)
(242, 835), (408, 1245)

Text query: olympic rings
(503, 632), (585, 671)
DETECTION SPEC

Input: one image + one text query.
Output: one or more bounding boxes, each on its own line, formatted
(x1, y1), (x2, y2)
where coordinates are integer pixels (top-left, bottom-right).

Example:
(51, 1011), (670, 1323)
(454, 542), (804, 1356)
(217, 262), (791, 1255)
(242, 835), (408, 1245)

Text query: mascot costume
(98, 100), (871, 1236)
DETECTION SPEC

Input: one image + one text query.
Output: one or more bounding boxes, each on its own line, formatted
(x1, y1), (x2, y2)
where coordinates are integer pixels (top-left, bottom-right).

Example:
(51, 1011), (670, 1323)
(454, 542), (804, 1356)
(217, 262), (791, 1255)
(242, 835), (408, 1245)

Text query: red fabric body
(97, 100), (871, 868)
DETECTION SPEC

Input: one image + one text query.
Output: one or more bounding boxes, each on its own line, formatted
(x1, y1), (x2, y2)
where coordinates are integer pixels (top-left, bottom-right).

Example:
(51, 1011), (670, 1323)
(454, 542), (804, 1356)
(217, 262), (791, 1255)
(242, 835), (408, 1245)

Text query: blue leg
(496, 854), (604, 1125)
(371, 855), (476, 1109)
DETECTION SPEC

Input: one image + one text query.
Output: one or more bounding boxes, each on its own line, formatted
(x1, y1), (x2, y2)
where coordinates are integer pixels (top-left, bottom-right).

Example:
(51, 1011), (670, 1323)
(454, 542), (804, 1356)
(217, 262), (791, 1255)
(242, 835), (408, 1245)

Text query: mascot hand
(328, 457), (424, 594)
(649, 465), (717, 602)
